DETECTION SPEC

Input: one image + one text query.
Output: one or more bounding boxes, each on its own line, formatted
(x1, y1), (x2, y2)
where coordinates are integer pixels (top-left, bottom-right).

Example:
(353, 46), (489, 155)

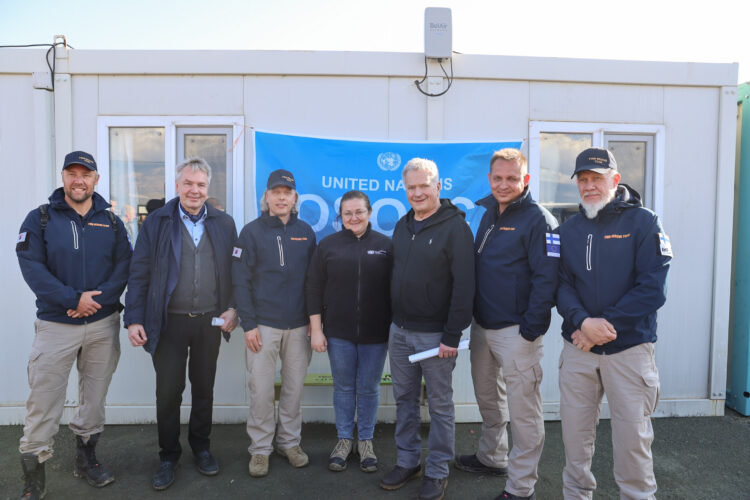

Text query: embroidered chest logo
(87, 222), (111, 228)
(498, 226), (516, 231)
(603, 233), (630, 239)
(290, 237), (308, 241)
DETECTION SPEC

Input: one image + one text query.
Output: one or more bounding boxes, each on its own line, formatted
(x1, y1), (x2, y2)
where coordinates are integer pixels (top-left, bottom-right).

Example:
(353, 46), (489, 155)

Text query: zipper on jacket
(277, 235), (285, 267)
(70, 220), (79, 250)
(585, 234), (592, 271)
(356, 237), (362, 340)
(477, 224), (494, 254)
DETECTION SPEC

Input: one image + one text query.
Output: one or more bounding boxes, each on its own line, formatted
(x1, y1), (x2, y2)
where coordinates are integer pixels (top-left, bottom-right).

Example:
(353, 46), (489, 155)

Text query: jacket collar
(476, 186), (532, 218)
(260, 211), (298, 228)
(340, 223), (371, 240)
(48, 187), (111, 214)
(405, 198), (464, 231)
(579, 184), (642, 220)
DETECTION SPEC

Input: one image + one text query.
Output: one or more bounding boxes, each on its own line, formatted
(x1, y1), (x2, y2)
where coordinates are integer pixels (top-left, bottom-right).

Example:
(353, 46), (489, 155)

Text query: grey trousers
(245, 324), (311, 455)
(559, 341), (660, 500)
(470, 323), (545, 497)
(388, 323), (456, 479)
(19, 312), (121, 462)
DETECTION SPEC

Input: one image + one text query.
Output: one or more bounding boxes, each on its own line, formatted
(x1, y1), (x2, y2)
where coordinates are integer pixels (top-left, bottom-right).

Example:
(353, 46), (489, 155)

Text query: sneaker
(248, 454), (269, 477)
(277, 445), (309, 468)
(418, 476), (448, 500)
(328, 439), (353, 471)
(495, 491), (536, 500)
(379, 464), (422, 490)
(357, 439), (378, 472)
(454, 454), (508, 476)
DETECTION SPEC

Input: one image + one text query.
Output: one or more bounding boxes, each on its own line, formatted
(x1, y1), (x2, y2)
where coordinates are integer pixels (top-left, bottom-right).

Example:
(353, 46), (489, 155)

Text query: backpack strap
(38, 204), (50, 237)
(106, 209), (118, 232)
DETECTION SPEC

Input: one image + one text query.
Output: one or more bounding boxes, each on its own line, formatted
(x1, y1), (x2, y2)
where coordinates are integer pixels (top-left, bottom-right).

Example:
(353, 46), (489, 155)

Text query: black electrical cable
(414, 56), (453, 97)
(0, 42), (75, 91)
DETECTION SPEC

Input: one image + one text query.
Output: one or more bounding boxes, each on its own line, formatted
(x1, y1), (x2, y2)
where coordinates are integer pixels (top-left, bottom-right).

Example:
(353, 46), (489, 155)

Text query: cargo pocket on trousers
(27, 349), (42, 387)
(642, 370), (660, 417)
(514, 357), (543, 397)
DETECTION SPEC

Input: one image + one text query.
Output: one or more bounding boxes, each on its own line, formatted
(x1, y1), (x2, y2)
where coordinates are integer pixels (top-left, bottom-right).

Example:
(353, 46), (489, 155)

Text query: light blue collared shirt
(178, 204), (207, 246)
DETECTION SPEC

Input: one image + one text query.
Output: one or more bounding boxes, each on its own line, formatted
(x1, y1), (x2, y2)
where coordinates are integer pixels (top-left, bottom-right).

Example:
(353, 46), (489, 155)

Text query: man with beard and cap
(557, 148), (672, 500)
(233, 169), (316, 478)
(15, 151), (132, 498)
(125, 157), (238, 490)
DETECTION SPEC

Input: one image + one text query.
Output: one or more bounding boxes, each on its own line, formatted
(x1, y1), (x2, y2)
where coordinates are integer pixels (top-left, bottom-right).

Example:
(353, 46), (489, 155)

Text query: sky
(0, 0), (747, 83)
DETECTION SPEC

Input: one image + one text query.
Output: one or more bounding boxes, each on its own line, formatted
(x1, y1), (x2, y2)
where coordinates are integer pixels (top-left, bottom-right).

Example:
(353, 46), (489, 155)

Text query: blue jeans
(327, 337), (388, 441)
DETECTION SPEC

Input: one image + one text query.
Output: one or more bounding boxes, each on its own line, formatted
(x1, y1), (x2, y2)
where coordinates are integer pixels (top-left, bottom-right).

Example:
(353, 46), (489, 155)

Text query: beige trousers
(19, 312), (121, 462)
(559, 340), (660, 500)
(246, 324), (311, 455)
(470, 323), (545, 497)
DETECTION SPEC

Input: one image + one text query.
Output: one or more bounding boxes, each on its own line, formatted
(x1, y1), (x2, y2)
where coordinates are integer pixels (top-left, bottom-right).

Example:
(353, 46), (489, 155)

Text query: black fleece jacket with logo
(305, 224), (393, 344)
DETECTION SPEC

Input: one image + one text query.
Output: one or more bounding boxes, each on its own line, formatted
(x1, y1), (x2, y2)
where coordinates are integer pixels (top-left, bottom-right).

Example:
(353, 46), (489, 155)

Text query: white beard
(581, 191), (616, 219)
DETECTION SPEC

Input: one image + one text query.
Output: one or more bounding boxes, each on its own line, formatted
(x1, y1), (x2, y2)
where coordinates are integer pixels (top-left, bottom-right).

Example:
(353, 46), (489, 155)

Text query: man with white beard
(556, 148), (672, 500)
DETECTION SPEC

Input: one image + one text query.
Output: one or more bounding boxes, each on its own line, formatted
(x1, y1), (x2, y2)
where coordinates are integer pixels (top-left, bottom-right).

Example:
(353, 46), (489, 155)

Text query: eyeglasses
(341, 209), (368, 220)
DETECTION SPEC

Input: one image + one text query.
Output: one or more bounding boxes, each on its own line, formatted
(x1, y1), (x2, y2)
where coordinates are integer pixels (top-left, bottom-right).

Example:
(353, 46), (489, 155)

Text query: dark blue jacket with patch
(557, 185), (671, 354)
(123, 197), (238, 354)
(233, 212), (316, 331)
(474, 188), (559, 341)
(16, 188), (132, 324)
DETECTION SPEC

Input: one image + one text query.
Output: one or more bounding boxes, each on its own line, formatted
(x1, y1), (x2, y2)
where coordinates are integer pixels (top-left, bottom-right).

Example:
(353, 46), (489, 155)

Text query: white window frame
(97, 116), (246, 229)
(528, 121), (666, 219)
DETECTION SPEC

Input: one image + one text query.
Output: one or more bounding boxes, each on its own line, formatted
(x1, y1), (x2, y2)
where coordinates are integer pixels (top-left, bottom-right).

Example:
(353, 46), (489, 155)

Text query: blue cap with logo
(267, 169), (296, 189)
(63, 151), (98, 171)
(572, 148), (617, 178)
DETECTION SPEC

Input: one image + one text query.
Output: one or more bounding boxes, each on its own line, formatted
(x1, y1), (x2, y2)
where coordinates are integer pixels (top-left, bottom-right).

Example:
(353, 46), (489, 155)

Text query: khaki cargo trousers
(245, 324), (312, 455)
(19, 312), (121, 462)
(559, 340), (660, 500)
(470, 323), (545, 498)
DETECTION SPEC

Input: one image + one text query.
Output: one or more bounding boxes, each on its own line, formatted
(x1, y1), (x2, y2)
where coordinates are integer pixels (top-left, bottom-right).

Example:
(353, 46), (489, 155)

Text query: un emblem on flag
(377, 152), (401, 171)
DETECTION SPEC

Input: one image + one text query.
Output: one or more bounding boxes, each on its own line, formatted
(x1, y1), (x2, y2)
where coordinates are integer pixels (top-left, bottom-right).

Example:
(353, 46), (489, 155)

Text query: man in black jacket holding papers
(379, 158), (474, 500)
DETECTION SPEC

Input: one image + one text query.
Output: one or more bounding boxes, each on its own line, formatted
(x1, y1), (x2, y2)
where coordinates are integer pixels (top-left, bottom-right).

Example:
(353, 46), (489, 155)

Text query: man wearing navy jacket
(16, 151), (132, 498)
(125, 157), (238, 490)
(233, 169), (316, 478)
(455, 149), (558, 500)
(557, 148), (671, 500)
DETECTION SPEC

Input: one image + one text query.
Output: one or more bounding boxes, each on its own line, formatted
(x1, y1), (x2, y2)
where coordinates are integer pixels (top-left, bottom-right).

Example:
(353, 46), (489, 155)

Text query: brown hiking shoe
(277, 445), (309, 468)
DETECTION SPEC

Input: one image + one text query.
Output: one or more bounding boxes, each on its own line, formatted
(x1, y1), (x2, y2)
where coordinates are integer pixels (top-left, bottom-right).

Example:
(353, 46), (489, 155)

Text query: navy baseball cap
(267, 169), (296, 189)
(571, 148), (617, 178)
(63, 151), (97, 171)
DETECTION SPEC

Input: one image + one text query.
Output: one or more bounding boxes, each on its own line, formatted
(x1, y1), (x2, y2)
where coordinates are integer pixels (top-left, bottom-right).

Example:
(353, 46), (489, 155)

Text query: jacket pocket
(277, 235), (285, 267)
(642, 369), (660, 417)
(27, 349), (43, 386)
(71, 221), (79, 250)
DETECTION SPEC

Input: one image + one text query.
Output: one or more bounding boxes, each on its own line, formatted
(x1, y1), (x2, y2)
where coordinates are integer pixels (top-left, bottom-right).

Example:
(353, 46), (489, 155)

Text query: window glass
(606, 137), (652, 207)
(180, 129), (232, 214)
(109, 127), (165, 242)
(539, 132), (592, 223)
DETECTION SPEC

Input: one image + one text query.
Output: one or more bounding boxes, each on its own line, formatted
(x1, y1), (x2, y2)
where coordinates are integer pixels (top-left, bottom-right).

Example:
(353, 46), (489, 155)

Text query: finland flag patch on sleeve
(546, 232), (560, 258)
